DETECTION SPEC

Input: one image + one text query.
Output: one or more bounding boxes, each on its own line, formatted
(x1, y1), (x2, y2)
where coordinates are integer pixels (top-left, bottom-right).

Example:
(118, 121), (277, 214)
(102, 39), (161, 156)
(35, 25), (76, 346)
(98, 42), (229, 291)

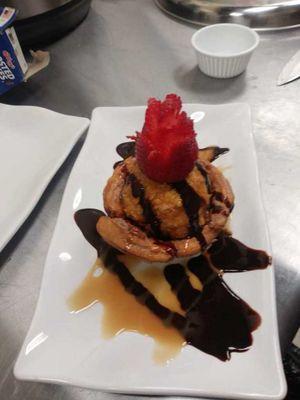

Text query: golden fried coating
(101, 150), (234, 261)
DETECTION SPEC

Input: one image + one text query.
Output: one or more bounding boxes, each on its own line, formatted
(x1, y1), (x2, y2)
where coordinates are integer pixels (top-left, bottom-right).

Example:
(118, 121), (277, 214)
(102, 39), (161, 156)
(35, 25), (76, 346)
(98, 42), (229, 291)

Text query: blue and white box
(0, 7), (49, 95)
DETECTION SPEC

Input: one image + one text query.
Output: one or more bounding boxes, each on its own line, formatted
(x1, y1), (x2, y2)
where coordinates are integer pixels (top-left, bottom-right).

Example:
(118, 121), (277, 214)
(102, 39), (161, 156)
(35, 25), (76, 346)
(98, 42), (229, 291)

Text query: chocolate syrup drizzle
(116, 141), (232, 249)
(171, 180), (207, 248)
(195, 162), (211, 193)
(201, 146), (229, 162)
(116, 142), (229, 164)
(126, 173), (164, 239)
(74, 208), (270, 361)
(116, 141), (135, 159)
(74, 142), (270, 360)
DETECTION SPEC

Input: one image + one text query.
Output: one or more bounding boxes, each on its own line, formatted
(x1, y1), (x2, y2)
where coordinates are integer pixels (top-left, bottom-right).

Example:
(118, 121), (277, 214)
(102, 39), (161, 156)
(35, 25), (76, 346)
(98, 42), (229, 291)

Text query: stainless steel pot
(0, 0), (91, 46)
(155, 0), (300, 30)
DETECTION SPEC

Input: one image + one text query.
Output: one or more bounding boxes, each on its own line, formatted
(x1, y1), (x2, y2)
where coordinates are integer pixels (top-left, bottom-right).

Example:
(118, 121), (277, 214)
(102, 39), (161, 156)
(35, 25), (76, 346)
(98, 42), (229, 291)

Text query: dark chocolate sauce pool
(208, 234), (271, 272)
(74, 208), (270, 361)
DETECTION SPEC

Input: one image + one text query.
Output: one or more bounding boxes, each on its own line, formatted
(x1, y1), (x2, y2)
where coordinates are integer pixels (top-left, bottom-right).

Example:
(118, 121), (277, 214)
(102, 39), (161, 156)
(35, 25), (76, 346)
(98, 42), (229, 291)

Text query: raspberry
(135, 94), (198, 183)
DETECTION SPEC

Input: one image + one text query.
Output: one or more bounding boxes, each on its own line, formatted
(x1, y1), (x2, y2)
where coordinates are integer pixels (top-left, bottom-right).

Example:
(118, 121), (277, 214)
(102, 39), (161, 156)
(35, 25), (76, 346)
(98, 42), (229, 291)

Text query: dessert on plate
(99, 94), (234, 262)
(73, 94), (271, 361)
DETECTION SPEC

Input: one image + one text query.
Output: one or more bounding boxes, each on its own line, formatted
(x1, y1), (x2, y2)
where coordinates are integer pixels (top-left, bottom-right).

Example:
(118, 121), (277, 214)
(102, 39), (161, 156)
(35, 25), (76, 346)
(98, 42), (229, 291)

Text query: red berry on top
(135, 94), (198, 183)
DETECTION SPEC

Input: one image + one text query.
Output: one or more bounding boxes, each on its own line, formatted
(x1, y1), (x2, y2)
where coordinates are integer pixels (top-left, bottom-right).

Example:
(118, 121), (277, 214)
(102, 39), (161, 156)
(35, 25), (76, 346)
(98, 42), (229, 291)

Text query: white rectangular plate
(14, 104), (287, 399)
(0, 103), (90, 251)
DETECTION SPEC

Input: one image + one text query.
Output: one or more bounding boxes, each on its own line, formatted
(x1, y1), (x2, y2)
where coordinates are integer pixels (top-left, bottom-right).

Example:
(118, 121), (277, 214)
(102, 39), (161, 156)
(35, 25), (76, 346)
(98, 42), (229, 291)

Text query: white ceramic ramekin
(191, 24), (259, 79)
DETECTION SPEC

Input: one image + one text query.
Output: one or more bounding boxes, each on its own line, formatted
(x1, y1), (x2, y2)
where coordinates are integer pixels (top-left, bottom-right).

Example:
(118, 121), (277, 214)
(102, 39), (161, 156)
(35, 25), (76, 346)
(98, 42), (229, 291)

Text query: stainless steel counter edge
(1, 0), (300, 399)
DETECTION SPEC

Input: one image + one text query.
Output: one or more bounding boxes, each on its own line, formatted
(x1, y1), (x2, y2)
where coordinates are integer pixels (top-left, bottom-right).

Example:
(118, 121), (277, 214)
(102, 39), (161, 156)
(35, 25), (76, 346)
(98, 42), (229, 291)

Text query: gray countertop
(1, 0), (300, 399)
